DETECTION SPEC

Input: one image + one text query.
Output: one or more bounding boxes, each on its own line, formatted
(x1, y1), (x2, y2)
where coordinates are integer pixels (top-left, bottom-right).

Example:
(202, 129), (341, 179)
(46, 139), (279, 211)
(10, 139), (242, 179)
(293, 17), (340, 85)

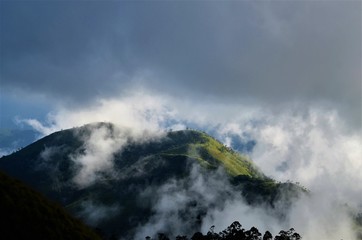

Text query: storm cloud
(1, 1), (360, 126)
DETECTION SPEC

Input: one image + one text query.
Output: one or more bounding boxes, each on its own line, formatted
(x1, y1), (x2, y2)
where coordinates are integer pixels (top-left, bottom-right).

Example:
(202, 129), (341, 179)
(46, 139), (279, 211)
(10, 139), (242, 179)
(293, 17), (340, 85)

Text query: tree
(263, 231), (273, 240)
(176, 236), (188, 240)
(144, 222), (301, 240)
(191, 232), (204, 240)
(274, 228), (301, 240)
(206, 225), (219, 240)
(219, 221), (246, 240)
(244, 226), (261, 240)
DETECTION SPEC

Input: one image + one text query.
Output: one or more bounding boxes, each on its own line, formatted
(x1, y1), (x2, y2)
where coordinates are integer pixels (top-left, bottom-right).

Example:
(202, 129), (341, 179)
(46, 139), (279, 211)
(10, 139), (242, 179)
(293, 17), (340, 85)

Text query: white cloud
(71, 125), (127, 187)
(21, 91), (362, 239)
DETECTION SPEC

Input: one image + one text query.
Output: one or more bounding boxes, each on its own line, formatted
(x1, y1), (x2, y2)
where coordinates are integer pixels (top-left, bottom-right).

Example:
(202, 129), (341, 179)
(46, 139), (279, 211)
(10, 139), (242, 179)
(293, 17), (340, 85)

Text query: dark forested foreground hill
(0, 123), (307, 239)
(0, 170), (102, 240)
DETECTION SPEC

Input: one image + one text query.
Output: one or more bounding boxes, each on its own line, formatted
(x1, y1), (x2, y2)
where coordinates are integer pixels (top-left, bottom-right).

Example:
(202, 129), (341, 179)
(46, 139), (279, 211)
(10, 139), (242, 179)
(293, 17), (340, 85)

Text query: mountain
(0, 170), (101, 240)
(0, 122), (303, 239)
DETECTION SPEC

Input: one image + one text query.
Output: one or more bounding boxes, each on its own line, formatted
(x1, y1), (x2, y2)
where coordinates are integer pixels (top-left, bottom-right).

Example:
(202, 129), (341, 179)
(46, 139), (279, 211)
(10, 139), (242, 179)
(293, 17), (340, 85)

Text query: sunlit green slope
(162, 130), (263, 177)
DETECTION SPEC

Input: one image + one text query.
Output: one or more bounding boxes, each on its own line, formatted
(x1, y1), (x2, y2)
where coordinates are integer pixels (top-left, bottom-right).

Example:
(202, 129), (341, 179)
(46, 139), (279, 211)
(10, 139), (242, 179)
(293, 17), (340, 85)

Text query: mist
(133, 163), (285, 239)
(19, 92), (361, 239)
(77, 199), (120, 226)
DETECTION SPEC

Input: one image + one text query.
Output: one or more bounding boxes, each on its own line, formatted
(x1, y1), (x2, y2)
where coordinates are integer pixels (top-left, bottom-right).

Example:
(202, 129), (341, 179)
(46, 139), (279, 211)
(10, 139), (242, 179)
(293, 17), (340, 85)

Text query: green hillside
(162, 130), (263, 178)
(0, 170), (101, 240)
(0, 123), (259, 175)
(0, 123), (304, 239)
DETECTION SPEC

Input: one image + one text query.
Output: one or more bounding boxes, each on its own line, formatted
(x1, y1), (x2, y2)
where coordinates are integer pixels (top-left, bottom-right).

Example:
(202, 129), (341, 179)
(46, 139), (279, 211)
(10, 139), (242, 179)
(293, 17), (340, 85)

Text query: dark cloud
(1, 1), (360, 123)
(1, 1), (130, 103)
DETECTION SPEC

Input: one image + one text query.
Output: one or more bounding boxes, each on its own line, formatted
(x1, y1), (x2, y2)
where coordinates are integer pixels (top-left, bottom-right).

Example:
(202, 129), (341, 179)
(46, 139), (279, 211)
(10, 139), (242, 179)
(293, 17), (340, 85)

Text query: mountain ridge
(0, 122), (304, 239)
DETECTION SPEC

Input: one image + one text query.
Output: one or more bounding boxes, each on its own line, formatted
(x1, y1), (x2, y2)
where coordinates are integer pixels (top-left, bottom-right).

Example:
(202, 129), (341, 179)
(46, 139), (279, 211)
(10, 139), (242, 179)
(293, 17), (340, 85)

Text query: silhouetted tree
(274, 228), (301, 240)
(145, 222), (301, 240)
(263, 231), (273, 240)
(206, 225), (219, 240)
(176, 235), (188, 240)
(191, 232), (205, 240)
(219, 221), (246, 240)
(245, 226), (261, 240)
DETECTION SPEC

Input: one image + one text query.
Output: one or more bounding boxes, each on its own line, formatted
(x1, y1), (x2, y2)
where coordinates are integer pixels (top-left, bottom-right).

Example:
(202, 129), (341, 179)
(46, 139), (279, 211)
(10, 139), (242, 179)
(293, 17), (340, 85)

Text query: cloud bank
(1, 1), (361, 127)
(22, 92), (362, 239)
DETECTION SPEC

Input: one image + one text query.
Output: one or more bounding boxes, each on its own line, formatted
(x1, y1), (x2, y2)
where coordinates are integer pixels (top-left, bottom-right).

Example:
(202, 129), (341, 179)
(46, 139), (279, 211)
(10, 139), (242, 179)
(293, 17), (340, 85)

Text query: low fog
(71, 123), (164, 188)
(133, 164), (287, 239)
(20, 92), (362, 240)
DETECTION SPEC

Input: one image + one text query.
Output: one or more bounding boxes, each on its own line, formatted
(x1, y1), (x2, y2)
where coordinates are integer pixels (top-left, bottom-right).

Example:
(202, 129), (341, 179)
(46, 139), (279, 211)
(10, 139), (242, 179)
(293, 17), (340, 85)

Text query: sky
(0, 1), (362, 239)
(0, 0), (361, 130)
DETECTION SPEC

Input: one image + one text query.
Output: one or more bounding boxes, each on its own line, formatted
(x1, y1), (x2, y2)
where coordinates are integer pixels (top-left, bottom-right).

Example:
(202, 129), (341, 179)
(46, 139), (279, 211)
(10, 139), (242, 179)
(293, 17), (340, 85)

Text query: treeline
(147, 221), (301, 240)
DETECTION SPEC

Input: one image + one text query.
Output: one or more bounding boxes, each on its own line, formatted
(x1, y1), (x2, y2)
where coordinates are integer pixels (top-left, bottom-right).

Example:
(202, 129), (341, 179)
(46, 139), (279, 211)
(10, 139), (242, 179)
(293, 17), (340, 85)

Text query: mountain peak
(0, 123), (303, 239)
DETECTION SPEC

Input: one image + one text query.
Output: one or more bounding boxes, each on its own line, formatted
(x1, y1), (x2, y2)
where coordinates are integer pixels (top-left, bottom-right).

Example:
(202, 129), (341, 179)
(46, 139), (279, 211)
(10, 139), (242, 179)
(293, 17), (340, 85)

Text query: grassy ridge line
(163, 130), (263, 178)
(160, 153), (214, 169)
